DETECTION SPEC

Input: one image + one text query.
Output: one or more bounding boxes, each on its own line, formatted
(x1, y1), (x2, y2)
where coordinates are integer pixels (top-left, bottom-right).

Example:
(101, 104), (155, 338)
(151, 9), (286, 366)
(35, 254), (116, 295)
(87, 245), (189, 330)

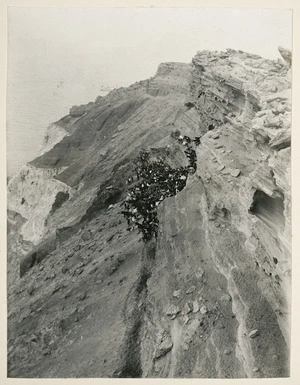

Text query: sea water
(6, 72), (110, 176)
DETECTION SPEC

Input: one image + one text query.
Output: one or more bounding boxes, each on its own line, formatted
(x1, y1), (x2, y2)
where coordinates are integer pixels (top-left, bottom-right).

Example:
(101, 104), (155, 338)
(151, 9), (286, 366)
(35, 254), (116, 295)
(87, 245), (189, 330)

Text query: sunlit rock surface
(7, 48), (291, 378)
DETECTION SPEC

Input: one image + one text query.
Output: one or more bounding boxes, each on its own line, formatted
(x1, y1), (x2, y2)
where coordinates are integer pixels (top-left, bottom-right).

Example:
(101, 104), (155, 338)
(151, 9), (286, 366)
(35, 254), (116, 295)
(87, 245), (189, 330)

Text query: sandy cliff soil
(7, 49), (291, 378)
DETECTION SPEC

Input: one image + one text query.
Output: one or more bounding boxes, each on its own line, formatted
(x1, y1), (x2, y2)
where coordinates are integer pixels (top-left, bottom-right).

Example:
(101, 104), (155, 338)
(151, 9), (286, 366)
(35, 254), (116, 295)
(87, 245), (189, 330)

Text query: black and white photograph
(5, 4), (293, 380)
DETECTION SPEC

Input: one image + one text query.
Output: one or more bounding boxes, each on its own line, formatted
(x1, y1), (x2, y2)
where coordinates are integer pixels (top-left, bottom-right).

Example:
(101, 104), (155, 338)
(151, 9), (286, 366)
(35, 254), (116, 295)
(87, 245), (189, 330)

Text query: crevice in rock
(276, 140), (291, 151)
(118, 240), (156, 378)
(118, 315), (143, 378)
(271, 138), (291, 151)
(222, 207), (231, 220)
(249, 189), (285, 232)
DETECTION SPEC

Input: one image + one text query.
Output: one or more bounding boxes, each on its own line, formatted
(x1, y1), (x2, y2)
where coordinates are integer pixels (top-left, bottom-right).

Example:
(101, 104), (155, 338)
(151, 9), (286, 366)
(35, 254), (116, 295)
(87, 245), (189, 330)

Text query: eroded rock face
(139, 48), (291, 378)
(7, 48), (291, 378)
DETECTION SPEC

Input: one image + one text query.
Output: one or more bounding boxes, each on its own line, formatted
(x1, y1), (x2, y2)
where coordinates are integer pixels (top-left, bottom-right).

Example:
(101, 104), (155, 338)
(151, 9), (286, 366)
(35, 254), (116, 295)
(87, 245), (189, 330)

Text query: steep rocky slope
(7, 48), (291, 378)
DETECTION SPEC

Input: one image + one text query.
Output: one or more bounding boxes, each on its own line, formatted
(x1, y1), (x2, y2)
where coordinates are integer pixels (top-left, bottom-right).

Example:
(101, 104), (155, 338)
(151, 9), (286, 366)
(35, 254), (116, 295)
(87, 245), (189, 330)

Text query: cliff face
(7, 49), (291, 378)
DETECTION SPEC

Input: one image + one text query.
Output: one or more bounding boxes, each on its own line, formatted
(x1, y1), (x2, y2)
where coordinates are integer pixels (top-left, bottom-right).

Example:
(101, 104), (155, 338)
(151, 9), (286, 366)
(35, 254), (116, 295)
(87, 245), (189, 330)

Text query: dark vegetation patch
(121, 132), (200, 242)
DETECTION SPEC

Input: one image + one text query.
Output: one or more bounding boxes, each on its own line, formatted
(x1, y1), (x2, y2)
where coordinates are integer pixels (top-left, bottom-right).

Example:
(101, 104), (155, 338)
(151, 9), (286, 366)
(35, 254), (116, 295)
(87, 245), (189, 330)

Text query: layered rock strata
(7, 49), (291, 378)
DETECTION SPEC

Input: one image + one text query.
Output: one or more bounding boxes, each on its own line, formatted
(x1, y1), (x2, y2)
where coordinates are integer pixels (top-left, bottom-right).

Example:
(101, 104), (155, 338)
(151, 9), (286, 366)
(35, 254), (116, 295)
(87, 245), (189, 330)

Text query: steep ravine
(7, 49), (291, 378)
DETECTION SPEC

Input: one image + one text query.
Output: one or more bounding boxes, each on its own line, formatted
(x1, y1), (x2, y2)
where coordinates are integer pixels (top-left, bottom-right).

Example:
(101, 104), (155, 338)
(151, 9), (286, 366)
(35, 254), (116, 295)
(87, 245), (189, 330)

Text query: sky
(7, 7), (292, 175)
(8, 7), (292, 86)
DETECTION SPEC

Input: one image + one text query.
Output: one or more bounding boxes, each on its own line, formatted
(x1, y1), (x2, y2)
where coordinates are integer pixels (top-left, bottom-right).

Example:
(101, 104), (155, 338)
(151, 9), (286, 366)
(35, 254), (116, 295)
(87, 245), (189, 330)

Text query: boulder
(155, 338), (173, 359)
(186, 285), (196, 294)
(81, 229), (92, 242)
(264, 116), (283, 129)
(192, 300), (200, 313)
(182, 302), (193, 314)
(195, 267), (204, 279)
(166, 304), (180, 316)
(231, 169), (241, 177)
(200, 306), (208, 314)
(249, 329), (260, 339)
(173, 290), (181, 299)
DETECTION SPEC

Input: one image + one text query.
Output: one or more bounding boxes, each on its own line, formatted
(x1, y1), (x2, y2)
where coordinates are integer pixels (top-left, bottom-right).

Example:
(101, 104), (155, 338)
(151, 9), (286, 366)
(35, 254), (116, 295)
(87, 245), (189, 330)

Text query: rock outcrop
(7, 48), (291, 378)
